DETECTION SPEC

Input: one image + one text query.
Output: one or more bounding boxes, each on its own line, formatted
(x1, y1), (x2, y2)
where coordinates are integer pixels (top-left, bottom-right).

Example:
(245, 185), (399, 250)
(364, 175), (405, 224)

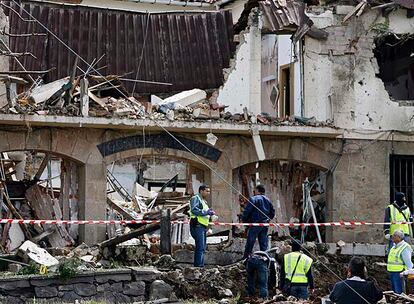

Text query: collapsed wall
(304, 6), (414, 131)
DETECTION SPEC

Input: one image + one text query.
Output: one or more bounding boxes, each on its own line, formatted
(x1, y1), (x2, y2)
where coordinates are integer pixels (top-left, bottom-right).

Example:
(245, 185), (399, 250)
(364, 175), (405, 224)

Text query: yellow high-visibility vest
(387, 241), (411, 272)
(189, 195), (209, 227)
(389, 204), (412, 236)
(284, 252), (313, 284)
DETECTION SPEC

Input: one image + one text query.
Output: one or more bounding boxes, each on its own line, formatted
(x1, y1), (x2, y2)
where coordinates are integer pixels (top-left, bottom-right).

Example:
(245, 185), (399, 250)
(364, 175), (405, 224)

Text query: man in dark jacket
(242, 185), (275, 258)
(329, 256), (383, 304)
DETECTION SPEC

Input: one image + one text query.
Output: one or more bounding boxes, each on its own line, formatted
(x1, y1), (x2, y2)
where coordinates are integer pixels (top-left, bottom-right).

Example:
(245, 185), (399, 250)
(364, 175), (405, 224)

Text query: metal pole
(305, 179), (322, 243)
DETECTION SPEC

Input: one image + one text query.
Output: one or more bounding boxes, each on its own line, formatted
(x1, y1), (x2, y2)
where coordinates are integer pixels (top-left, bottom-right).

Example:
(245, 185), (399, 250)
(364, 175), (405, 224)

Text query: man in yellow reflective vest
(189, 184), (215, 267)
(387, 230), (413, 294)
(280, 240), (314, 300)
(384, 192), (413, 250)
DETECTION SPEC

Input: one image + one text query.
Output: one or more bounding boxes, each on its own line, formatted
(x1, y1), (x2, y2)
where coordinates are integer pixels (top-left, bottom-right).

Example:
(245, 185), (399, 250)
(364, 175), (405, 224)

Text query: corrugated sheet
(259, 0), (313, 40)
(3, 1), (235, 93)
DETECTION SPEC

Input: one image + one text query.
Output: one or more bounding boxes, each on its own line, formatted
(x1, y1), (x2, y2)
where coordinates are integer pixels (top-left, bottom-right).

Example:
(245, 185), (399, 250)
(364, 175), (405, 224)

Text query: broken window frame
(278, 63), (294, 117)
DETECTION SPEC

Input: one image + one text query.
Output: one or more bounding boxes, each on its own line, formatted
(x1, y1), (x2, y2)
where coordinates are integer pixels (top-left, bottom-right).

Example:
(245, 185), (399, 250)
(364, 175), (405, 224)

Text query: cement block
(174, 249), (242, 265)
(340, 243), (386, 257)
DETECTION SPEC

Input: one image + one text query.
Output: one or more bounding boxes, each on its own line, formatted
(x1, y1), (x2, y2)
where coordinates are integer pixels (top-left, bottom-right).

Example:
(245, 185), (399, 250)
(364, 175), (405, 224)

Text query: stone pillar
(78, 163), (107, 244)
(210, 167), (237, 225)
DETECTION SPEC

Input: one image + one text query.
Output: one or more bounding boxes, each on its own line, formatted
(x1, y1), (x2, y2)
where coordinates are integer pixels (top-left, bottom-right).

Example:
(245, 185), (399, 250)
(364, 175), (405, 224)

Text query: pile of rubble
(0, 73), (333, 127)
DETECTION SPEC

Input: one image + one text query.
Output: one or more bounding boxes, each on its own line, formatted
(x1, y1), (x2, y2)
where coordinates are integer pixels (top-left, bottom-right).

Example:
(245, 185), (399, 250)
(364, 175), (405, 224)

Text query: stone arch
(227, 136), (339, 171)
(0, 128), (104, 165)
(0, 127), (106, 244)
(101, 133), (235, 223)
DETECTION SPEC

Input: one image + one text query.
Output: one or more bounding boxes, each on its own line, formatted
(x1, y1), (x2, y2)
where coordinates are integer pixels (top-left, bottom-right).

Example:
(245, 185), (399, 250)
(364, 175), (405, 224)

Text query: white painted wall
(224, 0), (247, 24)
(217, 14), (262, 114)
(304, 8), (414, 131)
(277, 35), (302, 116)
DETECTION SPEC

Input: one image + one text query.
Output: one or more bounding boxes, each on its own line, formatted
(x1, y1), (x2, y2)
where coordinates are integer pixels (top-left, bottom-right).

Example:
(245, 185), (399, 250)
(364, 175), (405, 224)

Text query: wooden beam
(99, 223), (160, 248)
(34, 154), (49, 181)
(160, 209), (171, 255)
(2, 189), (32, 240)
(107, 197), (141, 221)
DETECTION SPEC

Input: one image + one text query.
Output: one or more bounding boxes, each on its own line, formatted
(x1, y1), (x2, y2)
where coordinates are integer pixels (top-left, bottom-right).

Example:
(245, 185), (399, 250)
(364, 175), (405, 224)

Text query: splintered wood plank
(25, 185), (74, 247)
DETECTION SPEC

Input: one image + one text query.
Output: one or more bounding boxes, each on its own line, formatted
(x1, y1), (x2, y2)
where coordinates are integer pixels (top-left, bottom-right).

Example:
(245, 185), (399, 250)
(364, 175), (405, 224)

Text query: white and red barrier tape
(0, 219), (409, 227)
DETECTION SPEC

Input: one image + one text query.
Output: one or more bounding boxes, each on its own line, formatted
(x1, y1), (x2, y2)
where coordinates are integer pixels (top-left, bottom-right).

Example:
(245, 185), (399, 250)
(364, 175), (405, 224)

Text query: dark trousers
(389, 272), (404, 294)
(190, 224), (207, 267)
(289, 285), (309, 300)
(244, 226), (269, 258)
(246, 256), (269, 299)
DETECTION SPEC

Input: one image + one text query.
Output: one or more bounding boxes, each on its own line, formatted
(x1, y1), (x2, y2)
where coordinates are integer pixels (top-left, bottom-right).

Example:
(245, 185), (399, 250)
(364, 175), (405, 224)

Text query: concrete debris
(18, 240), (59, 267)
(162, 88), (207, 107)
(0, 74), (333, 127)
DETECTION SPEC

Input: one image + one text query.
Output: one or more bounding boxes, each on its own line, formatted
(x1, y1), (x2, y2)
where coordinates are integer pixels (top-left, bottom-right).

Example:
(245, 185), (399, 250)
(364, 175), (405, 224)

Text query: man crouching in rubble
(245, 250), (275, 300)
(189, 184), (215, 267)
(329, 256), (383, 304)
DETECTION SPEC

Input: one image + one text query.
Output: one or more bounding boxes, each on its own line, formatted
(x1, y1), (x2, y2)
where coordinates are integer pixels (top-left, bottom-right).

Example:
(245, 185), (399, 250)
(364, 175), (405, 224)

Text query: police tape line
(0, 218), (409, 227)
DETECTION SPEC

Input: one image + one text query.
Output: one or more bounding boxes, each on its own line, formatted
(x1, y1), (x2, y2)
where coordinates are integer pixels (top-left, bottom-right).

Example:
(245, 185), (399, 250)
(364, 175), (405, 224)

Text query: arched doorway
(0, 149), (81, 252)
(233, 159), (330, 242)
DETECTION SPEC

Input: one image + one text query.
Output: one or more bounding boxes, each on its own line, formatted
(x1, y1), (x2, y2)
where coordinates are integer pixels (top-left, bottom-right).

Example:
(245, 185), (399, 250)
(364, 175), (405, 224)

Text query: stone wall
(0, 268), (174, 303)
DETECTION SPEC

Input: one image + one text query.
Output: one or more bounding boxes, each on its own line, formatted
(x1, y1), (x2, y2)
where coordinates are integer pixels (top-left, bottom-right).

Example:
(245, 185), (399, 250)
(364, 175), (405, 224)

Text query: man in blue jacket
(242, 185), (275, 258)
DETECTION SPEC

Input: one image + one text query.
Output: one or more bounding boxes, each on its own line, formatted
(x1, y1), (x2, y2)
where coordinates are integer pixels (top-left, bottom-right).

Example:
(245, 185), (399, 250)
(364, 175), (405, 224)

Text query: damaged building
(0, 0), (412, 245)
(0, 0), (411, 301)
(0, 0), (414, 302)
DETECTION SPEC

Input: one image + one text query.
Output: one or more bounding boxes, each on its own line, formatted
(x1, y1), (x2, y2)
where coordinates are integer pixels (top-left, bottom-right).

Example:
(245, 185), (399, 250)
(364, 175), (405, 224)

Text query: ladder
(107, 169), (132, 202)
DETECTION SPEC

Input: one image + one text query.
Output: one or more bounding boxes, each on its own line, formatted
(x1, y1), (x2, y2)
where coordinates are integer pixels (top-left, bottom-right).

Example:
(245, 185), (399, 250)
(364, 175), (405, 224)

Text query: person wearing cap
(245, 250), (275, 300)
(387, 230), (413, 294)
(242, 184), (275, 259)
(384, 192), (413, 250)
(189, 184), (215, 267)
(280, 240), (314, 300)
(329, 256), (383, 304)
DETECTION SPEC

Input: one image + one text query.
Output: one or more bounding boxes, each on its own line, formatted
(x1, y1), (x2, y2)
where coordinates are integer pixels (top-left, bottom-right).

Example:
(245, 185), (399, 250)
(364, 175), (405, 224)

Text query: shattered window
(374, 34), (414, 101)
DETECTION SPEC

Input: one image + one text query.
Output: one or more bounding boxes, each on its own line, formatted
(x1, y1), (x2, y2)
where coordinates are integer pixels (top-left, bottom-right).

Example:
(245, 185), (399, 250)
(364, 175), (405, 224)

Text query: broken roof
(2, 1), (235, 94)
(259, 0), (312, 34)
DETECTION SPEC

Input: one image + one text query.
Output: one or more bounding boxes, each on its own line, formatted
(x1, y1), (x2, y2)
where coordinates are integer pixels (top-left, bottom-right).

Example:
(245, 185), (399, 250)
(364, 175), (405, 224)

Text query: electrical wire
(132, 11), (151, 95)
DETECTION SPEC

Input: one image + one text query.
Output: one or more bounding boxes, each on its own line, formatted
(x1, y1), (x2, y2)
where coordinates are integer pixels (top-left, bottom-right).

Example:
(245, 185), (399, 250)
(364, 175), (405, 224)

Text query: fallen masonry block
(18, 240), (59, 267)
(163, 89), (206, 107)
(340, 243), (386, 257)
(29, 77), (69, 105)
